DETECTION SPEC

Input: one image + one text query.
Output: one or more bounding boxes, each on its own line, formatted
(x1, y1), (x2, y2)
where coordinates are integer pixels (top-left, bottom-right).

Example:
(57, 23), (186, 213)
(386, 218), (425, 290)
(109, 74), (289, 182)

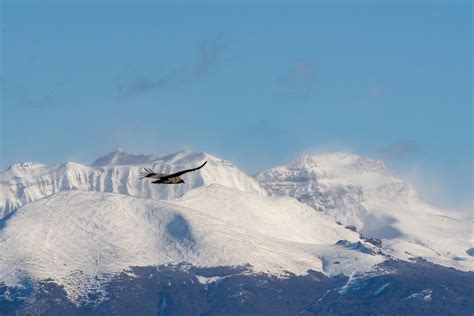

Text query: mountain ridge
(1, 149), (472, 290)
(0, 149), (472, 310)
(0, 149), (266, 219)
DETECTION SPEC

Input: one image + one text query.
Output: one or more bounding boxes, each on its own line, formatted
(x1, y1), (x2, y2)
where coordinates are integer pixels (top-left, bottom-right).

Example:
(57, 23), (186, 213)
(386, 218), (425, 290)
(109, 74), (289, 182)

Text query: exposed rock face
(345, 225), (357, 232)
(255, 153), (419, 231)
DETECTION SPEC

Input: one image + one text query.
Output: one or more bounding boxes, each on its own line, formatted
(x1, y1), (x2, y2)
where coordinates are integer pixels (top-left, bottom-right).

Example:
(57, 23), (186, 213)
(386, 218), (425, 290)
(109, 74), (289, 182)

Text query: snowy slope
(255, 153), (474, 271)
(0, 150), (266, 219)
(0, 186), (382, 302)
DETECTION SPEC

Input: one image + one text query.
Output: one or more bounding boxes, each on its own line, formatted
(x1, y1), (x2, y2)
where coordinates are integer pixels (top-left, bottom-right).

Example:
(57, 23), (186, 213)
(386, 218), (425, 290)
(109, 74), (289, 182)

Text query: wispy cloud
(117, 35), (226, 96)
(345, 82), (388, 109)
(395, 163), (473, 217)
(0, 78), (60, 109)
(379, 140), (418, 160)
(277, 60), (317, 98)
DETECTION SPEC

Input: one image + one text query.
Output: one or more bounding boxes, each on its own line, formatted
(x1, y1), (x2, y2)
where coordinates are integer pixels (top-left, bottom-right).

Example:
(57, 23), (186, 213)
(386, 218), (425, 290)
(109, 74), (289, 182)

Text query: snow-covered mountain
(0, 150), (266, 219)
(0, 149), (473, 313)
(0, 185), (382, 302)
(255, 152), (474, 271)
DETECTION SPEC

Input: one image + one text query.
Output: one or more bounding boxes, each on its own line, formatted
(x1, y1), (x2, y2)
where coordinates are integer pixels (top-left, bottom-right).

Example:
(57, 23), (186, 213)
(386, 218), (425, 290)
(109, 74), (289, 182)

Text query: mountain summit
(255, 152), (473, 271)
(90, 149), (157, 167)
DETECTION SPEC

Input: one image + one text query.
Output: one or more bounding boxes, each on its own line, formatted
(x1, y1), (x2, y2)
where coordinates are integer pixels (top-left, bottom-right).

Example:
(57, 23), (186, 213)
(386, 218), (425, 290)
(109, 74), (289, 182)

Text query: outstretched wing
(159, 161), (207, 181)
(139, 168), (167, 180)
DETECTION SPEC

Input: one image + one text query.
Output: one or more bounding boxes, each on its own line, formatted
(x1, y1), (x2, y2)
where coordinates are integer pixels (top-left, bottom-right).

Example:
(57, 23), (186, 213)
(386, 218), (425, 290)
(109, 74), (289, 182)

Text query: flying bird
(139, 161), (207, 184)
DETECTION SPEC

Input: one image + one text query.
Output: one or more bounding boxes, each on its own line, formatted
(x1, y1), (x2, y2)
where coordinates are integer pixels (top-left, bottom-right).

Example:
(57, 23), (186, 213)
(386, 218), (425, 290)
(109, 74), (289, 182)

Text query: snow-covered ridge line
(2, 149), (472, 273)
(0, 149), (266, 219)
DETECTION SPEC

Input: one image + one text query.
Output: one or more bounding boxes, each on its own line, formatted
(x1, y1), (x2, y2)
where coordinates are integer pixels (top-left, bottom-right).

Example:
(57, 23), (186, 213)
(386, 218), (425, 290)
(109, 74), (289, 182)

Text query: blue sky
(1, 1), (472, 211)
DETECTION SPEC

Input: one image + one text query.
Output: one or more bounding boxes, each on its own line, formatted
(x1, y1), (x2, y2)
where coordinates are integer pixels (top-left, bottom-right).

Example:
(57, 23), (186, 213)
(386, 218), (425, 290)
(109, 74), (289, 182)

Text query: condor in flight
(139, 161), (207, 184)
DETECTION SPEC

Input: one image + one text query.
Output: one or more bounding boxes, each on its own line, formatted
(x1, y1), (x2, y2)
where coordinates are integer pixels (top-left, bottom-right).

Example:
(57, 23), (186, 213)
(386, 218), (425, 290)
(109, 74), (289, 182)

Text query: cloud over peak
(117, 35), (226, 96)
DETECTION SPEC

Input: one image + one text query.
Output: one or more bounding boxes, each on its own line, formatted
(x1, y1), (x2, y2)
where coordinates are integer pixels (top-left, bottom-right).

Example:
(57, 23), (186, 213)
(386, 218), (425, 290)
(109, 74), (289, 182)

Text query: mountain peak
(91, 149), (156, 167)
(288, 152), (388, 177)
(8, 161), (48, 171)
(155, 150), (209, 165)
